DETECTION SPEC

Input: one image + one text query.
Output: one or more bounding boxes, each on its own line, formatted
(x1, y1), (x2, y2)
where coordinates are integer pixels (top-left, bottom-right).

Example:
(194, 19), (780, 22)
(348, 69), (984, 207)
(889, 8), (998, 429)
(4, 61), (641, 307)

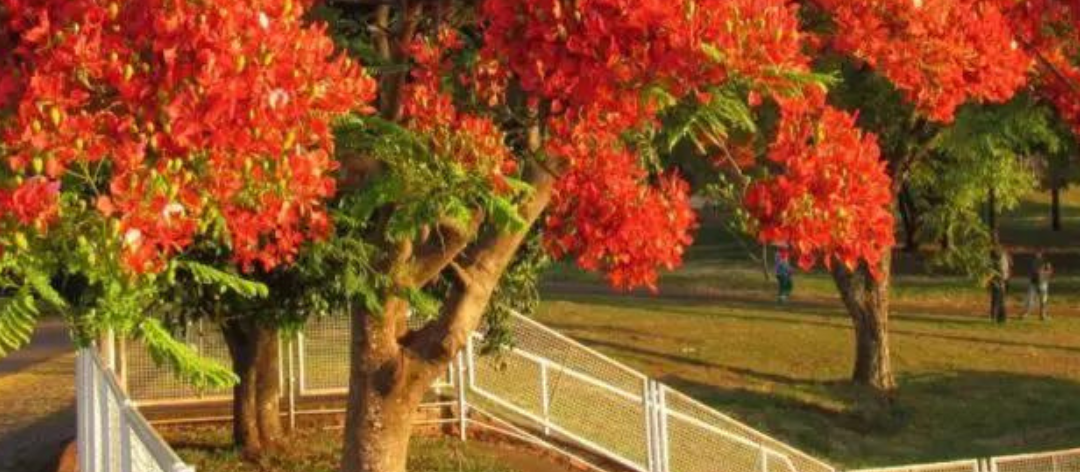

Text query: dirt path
(0, 320), (75, 472)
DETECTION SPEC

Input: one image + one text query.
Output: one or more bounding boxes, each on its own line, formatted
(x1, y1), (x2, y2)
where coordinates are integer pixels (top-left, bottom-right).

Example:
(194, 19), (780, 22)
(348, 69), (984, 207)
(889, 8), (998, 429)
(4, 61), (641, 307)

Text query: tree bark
(1051, 182), (1062, 231)
(222, 319), (284, 457)
(830, 255), (897, 393)
(897, 185), (919, 252)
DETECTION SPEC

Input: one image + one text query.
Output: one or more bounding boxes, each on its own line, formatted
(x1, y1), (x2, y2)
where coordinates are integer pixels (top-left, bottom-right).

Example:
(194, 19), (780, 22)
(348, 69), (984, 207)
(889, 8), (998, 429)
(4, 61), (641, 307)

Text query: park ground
(534, 189), (1080, 469)
(2, 190), (1079, 472)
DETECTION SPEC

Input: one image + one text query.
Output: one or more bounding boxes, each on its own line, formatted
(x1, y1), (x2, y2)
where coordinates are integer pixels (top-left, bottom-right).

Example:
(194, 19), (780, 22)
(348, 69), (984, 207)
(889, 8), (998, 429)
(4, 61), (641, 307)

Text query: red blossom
(0, 0), (377, 273)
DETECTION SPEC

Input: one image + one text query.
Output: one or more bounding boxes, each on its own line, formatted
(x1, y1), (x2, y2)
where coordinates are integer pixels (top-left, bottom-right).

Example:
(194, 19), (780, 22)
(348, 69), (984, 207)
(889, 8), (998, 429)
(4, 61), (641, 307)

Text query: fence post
(658, 384), (670, 472)
(287, 335), (297, 432)
(644, 379), (657, 472)
(76, 351), (89, 472)
(540, 360), (551, 436)
(760, 446), (769, 472)
(1053, 454), (1061, 472)
(456, 351), (468, 441)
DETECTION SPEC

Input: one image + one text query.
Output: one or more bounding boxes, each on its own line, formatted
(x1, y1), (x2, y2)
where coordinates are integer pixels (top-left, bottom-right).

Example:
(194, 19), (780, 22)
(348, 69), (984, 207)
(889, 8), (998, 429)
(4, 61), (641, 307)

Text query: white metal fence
(119, 313), (833, 472)
(854, 449), (1080, 472)
(991, 448), (1080, 472)
(77, 348), (195, 472)
(111, 312), (1080, 472)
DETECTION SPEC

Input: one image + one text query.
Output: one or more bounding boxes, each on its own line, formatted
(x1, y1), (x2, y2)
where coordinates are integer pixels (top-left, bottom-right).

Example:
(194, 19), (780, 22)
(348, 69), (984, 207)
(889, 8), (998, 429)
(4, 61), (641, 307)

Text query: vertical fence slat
(456, 351), (468, 441)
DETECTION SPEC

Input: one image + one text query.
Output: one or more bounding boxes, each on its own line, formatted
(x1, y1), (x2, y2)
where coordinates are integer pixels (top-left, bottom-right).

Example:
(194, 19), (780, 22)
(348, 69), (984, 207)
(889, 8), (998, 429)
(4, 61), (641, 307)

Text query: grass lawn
(163, 424), (574, 472)
(532, 188), (1080, 469)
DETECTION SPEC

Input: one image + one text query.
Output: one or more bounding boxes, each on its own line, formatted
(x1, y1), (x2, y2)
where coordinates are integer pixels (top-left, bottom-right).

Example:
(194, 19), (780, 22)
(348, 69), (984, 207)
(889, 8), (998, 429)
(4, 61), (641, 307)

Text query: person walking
(1024, 251), (1053, 320)
(776, 248), (794, 304)
(989, 245), (1012, 324)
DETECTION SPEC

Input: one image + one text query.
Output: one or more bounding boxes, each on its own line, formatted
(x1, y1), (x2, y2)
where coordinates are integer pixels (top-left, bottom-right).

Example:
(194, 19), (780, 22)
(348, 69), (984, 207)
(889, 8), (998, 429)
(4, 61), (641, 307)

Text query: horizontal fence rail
(78, 348), (194, 472)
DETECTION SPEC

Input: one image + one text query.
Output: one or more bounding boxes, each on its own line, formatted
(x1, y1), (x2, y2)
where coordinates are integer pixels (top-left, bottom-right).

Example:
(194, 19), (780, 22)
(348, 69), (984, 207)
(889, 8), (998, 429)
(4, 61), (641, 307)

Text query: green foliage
(335, 114), (530, 245)
(480, 230), (549, 354)
(138, 317), (239, 389)
(0, 287), (40, 357)
(177, 261), (269, 299)
(912, 95), (1061, 279)
(662, 86), (758, 154)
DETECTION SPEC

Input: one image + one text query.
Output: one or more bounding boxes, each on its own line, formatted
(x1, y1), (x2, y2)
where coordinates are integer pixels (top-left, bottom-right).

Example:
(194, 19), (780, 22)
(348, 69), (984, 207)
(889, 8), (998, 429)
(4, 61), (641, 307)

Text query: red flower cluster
(545, 126), (695, 290)
(401, 29), (517, 191)
(998, 0), (1080, 135)
(819, 0), (1032, 122)
(0, 177), (60, 232)
(745, 106), (895, 276)
(0, 0), (376, 273)
(481, 0), (830, 288)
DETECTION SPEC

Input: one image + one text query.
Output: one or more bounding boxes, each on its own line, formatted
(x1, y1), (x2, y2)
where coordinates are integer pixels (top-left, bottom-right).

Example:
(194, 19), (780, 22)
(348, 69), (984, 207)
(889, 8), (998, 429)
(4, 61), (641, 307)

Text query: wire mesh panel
(663, 387), (834, 472)
(468, 313), (653, 472)
(126, 320), (232, 404)
(298, 315), (352, 394)
(850, 459), (981, 472)
(992, 449), (1080, 472)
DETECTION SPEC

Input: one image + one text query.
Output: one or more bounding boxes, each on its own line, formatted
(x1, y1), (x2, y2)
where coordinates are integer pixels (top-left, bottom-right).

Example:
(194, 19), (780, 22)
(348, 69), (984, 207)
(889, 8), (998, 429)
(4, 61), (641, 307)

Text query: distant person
(1023, 251), (1053, 321)
(776, 248), (793, 304)
(989, 245), (1012, 324)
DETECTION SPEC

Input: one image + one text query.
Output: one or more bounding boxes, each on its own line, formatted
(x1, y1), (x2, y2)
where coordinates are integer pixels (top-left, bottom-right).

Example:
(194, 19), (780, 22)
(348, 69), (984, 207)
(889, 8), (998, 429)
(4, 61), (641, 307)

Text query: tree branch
(400, 213), (483, 287)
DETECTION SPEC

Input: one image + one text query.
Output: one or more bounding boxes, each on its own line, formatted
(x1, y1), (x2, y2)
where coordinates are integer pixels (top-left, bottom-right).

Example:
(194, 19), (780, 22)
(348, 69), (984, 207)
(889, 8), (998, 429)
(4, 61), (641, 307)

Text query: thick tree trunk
(1052, 183), (1062, 231)
(831, 255), (897, 393)
(222, 319), (284, 457)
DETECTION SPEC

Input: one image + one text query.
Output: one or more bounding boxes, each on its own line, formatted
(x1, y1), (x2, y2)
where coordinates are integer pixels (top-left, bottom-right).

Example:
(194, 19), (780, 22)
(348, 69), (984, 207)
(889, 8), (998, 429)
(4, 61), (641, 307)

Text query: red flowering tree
(309, 0), (911, 470)
(0, 0), (375, 454)
(739, 0), (1067, 392)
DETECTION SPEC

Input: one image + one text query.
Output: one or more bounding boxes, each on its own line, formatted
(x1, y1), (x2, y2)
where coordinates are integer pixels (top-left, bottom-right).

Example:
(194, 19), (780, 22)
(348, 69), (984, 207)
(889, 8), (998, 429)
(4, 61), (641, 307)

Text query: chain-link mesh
(851, 460), (981, 472)
(126, 320), (232, 403)
(299, 315), (352, 394)
(992, 449), (1080, 472)
(663, 387), (832, 472)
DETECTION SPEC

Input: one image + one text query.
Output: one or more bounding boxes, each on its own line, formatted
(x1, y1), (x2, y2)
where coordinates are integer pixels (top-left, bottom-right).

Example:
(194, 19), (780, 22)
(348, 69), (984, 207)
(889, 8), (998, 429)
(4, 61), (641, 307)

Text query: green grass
(532, 188), (1080, 469)
(163, 425), (524, 472)
(535, 293), (1080, 469)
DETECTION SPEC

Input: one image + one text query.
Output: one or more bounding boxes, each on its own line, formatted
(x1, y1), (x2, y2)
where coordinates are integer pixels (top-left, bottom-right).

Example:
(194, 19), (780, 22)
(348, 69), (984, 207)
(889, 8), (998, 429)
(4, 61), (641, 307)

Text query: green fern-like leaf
(179, 261), (269, 299)
(0, 288), (39, 357)
(138, 318), (238, 389)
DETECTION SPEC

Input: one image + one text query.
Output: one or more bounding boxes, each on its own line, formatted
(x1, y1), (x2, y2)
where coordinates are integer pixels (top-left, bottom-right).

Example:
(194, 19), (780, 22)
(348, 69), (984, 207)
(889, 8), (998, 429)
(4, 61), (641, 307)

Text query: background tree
(0, 0), (376, 456)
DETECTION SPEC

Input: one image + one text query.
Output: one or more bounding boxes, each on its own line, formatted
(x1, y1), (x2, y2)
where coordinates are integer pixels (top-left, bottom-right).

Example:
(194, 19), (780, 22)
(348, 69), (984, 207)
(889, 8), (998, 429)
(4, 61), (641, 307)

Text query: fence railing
(113, 313), (1080, 472)
(77, 348), (194, 472)
(120, 313), (832, 472)
(991, 448), (1080, 472)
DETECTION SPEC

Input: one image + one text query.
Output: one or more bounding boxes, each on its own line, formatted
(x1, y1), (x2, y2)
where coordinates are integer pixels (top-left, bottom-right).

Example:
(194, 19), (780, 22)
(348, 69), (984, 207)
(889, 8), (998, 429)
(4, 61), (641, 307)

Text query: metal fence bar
(456, 350), (469, 441)
(79, 349), (195, 472)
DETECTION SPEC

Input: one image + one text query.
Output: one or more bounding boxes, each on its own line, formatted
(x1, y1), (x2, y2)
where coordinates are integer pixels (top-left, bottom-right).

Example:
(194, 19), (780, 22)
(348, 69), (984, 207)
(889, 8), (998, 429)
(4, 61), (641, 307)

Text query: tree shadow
(0, 403), (75, 472)
(653, 371), (1080, 470)
(543, 296), (1080, 355)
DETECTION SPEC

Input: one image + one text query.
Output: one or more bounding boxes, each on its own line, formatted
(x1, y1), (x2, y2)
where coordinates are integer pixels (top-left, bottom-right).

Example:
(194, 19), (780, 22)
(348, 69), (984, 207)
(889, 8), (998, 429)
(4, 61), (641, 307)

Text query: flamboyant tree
(0, 0), (376, 454)
(308, 0), (907, 470)
(739, 0), (1050, 392)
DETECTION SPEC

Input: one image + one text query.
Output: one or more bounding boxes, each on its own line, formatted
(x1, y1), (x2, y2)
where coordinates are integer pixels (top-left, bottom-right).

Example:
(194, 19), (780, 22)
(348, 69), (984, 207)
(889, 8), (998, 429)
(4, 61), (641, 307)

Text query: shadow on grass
(0, 403), (75, 472)
(654, 372), (1080, 469)
(544, 294), (1080, 355)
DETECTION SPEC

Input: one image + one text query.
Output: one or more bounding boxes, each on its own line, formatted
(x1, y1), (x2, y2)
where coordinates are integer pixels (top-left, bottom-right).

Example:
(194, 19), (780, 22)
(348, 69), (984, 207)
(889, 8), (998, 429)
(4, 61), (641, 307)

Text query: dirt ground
(0, 320), (75, 472)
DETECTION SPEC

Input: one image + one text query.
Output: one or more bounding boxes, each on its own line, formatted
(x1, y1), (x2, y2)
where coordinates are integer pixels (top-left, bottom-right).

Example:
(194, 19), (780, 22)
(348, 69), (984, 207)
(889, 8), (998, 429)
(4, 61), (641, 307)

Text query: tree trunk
(222, 319), (284, 457)
(897, 185), (919, 252)
(831, 255), (897, 393)
(1052, 183), (1062, 231)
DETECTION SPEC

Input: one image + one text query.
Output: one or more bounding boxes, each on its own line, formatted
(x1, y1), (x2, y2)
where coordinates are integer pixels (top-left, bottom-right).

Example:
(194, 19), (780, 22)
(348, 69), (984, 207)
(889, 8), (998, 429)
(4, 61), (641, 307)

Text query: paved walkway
(0, 319), (75, 472)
